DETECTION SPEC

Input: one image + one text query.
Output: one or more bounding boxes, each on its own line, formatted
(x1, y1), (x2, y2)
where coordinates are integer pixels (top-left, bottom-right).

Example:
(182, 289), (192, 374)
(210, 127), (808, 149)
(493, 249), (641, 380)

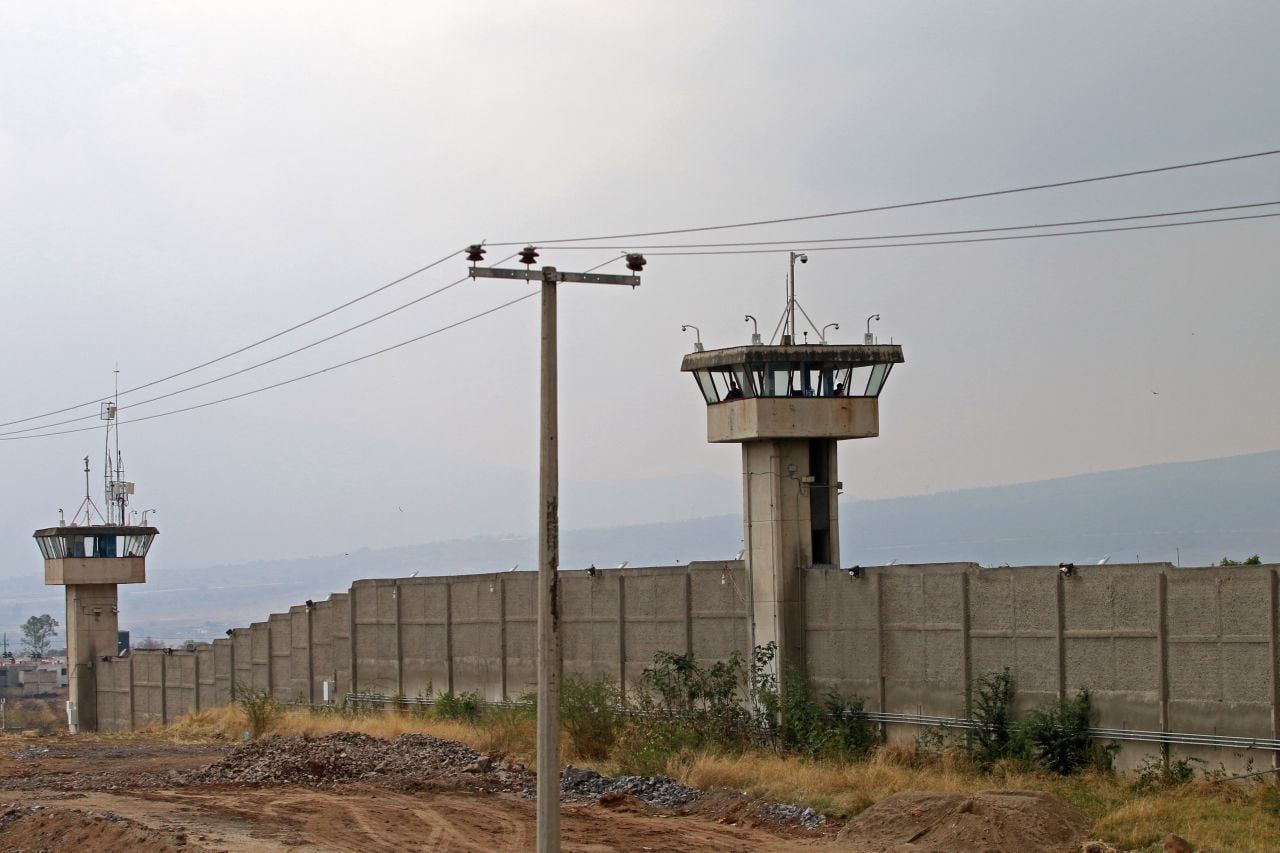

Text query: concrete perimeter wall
(97, 560), (1280, 771)
(96, 560), (746, 728)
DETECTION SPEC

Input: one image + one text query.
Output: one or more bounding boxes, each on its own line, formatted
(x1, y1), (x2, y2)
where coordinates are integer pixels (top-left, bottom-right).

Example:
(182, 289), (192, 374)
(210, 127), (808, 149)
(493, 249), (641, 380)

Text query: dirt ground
(0, 734), (836, 852)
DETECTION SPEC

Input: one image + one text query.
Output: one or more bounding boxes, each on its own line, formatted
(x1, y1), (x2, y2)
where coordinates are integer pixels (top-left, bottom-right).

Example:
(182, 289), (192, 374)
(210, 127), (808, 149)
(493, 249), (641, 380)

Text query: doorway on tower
(809, 439), (834, 566)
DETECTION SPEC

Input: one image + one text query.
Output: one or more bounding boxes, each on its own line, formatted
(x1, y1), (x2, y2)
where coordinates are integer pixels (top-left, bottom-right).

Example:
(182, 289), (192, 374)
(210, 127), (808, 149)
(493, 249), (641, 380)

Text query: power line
(0, 255), (518, 437)
(0, 248), (466, 430)
(639, 210), (1280, 256)
(490, 147), (1280, 245)
(536, 200), (1280, 250)
(0, 292), (538, 442)
(1, 254), (627, 443)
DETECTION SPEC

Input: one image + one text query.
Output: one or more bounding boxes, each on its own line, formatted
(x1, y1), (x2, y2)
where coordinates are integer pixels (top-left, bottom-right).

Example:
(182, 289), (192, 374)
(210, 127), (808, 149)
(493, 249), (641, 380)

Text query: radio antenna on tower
(100, 367), (134, 525)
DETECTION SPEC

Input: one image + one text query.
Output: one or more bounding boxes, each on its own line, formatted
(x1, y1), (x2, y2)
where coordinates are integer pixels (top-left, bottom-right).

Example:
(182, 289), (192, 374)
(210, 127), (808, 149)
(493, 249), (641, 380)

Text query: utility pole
(468, 245), (644, 852)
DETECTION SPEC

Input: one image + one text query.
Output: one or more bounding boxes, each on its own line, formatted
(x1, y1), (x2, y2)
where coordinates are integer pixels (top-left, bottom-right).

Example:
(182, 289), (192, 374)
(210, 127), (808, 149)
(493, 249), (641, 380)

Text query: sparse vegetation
(1219, 554), (1263, 566)
(234, 683), (283, 738)
(559, 673), (621, 759)
(433, 690), (482, 722)
(968, 667), (1019, 768)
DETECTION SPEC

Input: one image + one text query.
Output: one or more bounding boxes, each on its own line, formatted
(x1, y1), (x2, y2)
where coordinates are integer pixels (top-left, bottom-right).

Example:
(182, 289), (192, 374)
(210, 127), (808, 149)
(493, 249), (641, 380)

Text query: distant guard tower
(681, 254), (903, 679)
(32, 401), (156, 732)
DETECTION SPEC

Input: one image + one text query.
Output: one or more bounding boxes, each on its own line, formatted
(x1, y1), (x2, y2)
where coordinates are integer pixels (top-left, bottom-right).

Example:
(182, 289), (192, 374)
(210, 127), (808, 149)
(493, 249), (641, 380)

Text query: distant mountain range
(2, 451), (1275, 648)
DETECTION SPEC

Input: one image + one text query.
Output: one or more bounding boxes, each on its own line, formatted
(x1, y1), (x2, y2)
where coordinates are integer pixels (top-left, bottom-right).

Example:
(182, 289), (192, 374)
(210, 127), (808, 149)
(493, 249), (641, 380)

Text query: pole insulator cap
(625, 253), (647, 272)
(465, 244), (486, 263)
(518, 245), (540, 266)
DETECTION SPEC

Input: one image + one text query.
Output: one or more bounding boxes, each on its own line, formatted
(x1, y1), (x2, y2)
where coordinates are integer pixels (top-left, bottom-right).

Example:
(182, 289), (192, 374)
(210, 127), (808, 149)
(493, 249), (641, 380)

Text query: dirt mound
(186, 731), (531, 790)
(681, 787), (826, 830)
(0, 804), (190, 852)
(836, 789), (1091, 852)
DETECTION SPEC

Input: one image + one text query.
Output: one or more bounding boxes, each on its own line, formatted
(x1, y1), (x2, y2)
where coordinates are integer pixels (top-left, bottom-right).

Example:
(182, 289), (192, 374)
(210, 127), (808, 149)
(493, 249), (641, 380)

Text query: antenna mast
(98, 368), (134, 525)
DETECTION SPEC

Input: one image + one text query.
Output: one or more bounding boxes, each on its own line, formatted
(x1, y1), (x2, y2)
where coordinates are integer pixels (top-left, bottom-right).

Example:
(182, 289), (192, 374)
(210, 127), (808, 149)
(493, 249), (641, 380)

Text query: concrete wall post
(264, 622), (273, 696)
(874, 571), (886, 735)
(1055, 572), (1067, 701)
(1157, 572), (1169, 740)
(394, 581), (404, 697)
(1270, 569), (1279, 770)
(348, 583), (358, 695)
(159, 652), (168, 725)
(684, 572), (694, 656)
(960, 571), (972, 711)
(445, 578), (455, 694)
(617, 574), (627, 700)
(499, 575), (509, 701)
(127, 652), (136, 732)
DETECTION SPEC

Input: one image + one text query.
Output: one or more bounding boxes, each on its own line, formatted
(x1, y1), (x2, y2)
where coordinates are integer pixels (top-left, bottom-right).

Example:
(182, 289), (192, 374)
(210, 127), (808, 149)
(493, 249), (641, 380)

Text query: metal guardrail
(862, 710), (1280, 751)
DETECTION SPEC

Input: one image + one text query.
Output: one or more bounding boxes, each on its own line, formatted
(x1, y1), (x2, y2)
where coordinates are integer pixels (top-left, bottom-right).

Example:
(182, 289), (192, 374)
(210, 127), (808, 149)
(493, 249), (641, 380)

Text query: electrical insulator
(465, 244), (486, 263)
(518, 245), (540, 266)
(625, 253), (647, 272)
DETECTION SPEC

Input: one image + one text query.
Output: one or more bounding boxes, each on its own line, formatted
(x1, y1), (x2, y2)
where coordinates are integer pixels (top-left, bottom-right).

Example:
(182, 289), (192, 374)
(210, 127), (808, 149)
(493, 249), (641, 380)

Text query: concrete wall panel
(451, 577), (503, 699)
(351, 580), (399, 694)
(311, 600), (334, 702)
(212, 639), (233, 706)
(397, 578), (448, 698)
(268, 613), (293, 701)
(131, 651), (164, 728)
(288, 606), (312, 703)
(164, 652), (197, 720)
(329, 593), (352, 698)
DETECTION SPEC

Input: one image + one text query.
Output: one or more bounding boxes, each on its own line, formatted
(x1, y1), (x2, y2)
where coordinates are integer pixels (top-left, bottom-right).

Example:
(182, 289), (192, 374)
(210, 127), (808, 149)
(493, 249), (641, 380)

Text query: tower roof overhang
(680, 343), (904, 372)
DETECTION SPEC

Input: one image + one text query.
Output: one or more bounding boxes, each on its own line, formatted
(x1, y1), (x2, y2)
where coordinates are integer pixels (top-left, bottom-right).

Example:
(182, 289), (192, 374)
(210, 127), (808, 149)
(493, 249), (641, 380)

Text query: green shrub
(1016, 688), (1111, 775)
(560, 673), (621, 759)
(1220, 555), (1263, 566)
(968, 668), (1023, 768)
(1134, 754), (1203, 790)
(434, 690), (482, 722)
(235, 684), (282, 738)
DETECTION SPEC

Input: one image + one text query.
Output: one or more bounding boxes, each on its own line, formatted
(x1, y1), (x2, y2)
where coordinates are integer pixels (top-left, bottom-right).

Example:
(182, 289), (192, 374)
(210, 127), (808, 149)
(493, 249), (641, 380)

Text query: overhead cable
(0, 292), (538, 442)
(489, 147), (1280, 245)
(536, 200), (1280, 250)
(1, 254), (627, 442)
(638, 211), (1280, 256)
(0, 255), (517, 437)
(0, 248), (466, 430)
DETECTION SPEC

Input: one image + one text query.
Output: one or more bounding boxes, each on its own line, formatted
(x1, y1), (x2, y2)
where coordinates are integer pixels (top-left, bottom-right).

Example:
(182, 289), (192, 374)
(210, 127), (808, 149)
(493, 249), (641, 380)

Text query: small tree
(1220, 555), (1263, 566)
(21, 614), (59, 658)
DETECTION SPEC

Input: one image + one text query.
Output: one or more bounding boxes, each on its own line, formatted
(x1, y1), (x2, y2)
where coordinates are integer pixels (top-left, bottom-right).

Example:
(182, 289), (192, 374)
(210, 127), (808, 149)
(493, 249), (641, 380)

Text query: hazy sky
(3, 2), (1279, 575)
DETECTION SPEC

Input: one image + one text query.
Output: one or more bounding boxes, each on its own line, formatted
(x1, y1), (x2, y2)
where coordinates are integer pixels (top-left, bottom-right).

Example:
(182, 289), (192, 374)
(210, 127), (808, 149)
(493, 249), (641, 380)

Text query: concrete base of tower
(64, 583), (122, 733)
(740, 437), (840, 679)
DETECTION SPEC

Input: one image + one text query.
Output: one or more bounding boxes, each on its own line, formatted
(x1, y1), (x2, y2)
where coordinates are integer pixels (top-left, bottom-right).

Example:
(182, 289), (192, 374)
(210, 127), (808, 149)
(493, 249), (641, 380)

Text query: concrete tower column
(742, 437), (841, 669)
(64, 583), (121, 731)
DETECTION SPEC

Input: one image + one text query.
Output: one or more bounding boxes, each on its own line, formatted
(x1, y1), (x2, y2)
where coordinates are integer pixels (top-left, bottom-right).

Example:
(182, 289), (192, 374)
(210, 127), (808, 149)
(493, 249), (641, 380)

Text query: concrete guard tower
(33, 408), (156, 732)
(680, 259), (903, 680)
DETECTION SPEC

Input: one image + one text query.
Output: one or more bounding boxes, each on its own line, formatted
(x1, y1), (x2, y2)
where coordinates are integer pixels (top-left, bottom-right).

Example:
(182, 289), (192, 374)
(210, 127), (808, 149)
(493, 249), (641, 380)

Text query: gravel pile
(187, 731), (531, 790)
(757, 802), (825, 828)
(560, 766), (702, 809)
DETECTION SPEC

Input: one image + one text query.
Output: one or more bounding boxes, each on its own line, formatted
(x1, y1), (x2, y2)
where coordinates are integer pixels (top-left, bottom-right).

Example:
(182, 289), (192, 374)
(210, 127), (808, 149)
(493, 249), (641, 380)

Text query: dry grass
(678, 748), (988, 818)
(1090, 782), (1280, 853)
(161, 704), (539, 763)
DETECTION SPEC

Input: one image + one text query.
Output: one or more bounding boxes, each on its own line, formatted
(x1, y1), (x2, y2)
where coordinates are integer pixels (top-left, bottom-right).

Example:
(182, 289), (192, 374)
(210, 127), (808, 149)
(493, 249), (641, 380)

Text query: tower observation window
(694, 360), (895, 402)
